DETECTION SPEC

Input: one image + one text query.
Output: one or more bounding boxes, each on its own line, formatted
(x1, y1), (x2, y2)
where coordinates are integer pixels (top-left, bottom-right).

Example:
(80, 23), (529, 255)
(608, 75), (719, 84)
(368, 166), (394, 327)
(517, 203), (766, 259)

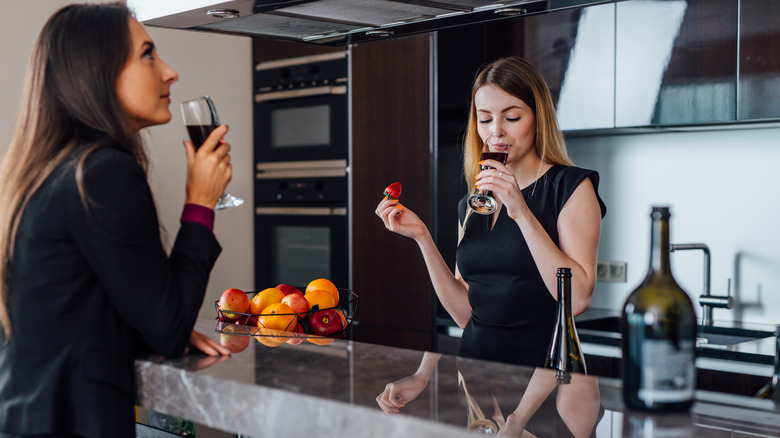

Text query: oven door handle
(255, 85), (347, 103)
(255, 206), (347, 216)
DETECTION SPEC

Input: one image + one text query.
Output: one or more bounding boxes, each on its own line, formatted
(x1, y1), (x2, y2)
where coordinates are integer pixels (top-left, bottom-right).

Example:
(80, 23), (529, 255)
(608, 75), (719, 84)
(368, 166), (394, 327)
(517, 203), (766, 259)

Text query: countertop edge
(134, 357), (475, 438)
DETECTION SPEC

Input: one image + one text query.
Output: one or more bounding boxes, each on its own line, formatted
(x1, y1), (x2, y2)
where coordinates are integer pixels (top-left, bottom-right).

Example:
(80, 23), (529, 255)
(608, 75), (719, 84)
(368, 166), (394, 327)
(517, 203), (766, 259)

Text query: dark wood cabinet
(351, 34), (436, 351)
(739, 0), (780, 120)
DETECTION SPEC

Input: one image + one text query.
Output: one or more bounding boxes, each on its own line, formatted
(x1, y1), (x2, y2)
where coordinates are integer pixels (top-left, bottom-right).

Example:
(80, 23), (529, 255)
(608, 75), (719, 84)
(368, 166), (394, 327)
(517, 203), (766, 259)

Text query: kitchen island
(134, 319), (780, 437)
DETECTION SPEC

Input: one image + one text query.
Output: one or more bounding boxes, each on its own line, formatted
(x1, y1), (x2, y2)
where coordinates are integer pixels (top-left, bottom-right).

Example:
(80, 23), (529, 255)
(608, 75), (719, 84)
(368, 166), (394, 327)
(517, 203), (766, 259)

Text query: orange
(305, 278), (339, 306)
(335, 310), (348, 329)
(306, 334), (335, 346)
(257, 303), (297, 332)
(254, 327), (292, 347)
(304, 289), (336, 311)
(250, 288), (284, 315)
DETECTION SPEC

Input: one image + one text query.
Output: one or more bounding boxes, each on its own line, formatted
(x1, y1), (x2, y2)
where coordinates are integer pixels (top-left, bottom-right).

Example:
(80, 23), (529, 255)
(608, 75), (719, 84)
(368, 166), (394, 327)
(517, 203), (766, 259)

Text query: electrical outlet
(596, 261), (610, 282)
(609, 261), (627, 283)
(596, 260), (628, 283)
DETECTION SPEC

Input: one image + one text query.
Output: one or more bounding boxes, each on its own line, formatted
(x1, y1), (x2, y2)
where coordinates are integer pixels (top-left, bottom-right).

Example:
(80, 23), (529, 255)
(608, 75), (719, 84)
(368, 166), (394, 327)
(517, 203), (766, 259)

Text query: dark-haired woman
(0, 3), (232, 437)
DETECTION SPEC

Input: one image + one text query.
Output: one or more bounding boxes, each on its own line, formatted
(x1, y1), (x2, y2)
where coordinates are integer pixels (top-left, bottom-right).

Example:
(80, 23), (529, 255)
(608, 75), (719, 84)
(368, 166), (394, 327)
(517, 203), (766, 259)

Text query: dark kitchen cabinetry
(472, 0), (780, 129)
(480, 4), (615, 131)
(739, 0), (780, 120)
(520, 3), (616, 130)
(615, 0), (738, 127)
(586, 354), (768, 397)
(351, 34), (435, 352)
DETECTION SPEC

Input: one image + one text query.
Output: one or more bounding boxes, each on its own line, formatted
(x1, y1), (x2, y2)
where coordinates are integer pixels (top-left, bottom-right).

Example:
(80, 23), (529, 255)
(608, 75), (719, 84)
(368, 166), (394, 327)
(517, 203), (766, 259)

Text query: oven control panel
(255, 53), (347, 93)
(256, 176), (347, 206)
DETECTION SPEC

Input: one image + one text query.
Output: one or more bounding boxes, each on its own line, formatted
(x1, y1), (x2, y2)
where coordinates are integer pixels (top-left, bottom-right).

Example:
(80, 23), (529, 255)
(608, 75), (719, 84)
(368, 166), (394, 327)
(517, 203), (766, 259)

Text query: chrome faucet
(670, 243), (734, 326)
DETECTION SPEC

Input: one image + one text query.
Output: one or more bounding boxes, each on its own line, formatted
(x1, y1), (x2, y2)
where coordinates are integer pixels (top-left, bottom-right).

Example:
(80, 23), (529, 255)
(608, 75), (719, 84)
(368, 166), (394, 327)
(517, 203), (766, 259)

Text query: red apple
(219, 324), (251, 353)
(281, 293), (310, 318)
(218, 312), (236, 323)
(232, 314), (259, 326)
(275, 283), (303, 296)
(286, 323), (307, 345)
(308, 309), (346, 337)
(218, 288), (250, 319)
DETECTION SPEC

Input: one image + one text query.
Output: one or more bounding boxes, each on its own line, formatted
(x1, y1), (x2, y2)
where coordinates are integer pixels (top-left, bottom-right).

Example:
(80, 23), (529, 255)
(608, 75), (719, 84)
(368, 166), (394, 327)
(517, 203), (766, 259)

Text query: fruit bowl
(214, 289), (359, 340)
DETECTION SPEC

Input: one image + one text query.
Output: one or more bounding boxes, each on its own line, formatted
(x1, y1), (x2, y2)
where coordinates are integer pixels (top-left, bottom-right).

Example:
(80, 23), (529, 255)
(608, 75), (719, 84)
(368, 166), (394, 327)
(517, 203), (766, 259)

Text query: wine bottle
(545, 267), (587, 384)
(621, 207), (696, 411)
(756, 325), (779, 402)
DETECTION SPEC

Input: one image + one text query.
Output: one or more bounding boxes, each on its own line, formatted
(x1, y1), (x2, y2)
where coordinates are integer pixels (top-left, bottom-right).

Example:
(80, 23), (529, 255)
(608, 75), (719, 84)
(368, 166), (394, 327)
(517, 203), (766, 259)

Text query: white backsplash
(568, 126), (780, 326)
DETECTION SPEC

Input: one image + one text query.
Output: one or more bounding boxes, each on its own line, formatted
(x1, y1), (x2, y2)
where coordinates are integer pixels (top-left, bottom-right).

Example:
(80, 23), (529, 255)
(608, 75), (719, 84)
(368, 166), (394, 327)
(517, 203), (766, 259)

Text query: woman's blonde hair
(0, 3), (143, 340)
(463, 56), (572, 195)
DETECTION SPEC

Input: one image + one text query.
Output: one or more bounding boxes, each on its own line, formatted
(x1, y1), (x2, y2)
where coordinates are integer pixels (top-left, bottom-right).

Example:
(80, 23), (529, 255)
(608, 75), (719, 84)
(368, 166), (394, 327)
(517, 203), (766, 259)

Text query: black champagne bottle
(755, 325), (780, 402)
(621, 207), (696, 411)
(545, 267), (587, 384)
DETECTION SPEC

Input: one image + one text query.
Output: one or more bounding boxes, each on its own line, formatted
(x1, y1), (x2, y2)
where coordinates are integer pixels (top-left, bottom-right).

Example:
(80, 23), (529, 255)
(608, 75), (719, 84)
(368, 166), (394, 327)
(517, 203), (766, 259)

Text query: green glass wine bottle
(545, 267), (587, 384)
(621, 207), (696, 411)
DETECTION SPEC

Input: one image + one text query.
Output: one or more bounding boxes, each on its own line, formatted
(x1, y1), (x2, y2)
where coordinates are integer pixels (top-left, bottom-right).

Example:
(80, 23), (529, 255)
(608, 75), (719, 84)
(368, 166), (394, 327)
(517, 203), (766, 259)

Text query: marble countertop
(134, 319), (780, 437)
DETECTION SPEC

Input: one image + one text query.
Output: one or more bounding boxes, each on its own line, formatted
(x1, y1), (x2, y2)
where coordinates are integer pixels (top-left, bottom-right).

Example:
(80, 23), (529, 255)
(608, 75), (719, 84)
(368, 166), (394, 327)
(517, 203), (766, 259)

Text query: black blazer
(0, 146), (221, 437)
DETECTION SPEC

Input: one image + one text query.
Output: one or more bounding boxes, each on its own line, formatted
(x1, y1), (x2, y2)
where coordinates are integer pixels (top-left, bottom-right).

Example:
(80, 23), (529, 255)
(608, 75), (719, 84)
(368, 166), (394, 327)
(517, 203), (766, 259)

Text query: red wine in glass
(186, 124), (219, 150)
(480, 152), (508, 168)
(180, 96), (244, 210)
(467, 134), (507, 215)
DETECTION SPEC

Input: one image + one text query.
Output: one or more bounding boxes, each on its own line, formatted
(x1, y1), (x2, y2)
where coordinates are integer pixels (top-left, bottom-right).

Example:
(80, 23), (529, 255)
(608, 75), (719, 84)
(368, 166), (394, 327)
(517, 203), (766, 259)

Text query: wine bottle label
(638, 339), (695, 403)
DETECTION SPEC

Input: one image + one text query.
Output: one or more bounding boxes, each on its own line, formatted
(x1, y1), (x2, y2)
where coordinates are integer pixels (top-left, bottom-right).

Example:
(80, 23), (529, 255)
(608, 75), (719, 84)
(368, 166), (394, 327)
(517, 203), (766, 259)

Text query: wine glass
(180, 96), (244, 210)
(467, 132), (508, 215)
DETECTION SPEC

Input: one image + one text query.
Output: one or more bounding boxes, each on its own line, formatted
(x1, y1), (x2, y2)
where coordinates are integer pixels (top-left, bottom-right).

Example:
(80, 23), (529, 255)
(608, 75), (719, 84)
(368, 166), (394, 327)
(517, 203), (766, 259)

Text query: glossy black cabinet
(739, 0), (780, 120)
(522, 3), (616, 131)
(615, 0), (738, 127)
(440, 0), (778, 133)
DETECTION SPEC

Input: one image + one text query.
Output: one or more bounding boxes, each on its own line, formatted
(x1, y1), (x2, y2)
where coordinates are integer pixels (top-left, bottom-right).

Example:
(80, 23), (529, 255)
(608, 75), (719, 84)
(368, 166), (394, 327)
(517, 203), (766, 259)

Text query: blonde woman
(376, 56), (606, 367)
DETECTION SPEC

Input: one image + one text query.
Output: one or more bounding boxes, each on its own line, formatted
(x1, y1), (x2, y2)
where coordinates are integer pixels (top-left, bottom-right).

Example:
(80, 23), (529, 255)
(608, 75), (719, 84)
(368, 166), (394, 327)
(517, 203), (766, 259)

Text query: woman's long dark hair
(0, 3), (145, 339)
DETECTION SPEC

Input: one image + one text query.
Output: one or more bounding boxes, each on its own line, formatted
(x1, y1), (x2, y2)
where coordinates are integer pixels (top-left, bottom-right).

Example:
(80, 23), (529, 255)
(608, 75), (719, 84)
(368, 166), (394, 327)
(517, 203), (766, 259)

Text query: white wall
(568, 126), (780, 326)
(0, 2), (254, 320)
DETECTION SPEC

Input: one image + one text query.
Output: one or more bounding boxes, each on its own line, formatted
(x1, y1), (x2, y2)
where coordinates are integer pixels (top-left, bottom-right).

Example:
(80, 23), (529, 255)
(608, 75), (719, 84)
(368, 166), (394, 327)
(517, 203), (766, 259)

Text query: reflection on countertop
(134, 319), (780, 437)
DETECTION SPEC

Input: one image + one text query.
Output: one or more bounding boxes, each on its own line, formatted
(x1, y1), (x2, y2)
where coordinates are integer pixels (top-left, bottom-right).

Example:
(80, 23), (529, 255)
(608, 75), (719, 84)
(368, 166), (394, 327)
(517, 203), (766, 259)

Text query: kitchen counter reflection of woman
(375, 56), (606, 415)
(0, 3), (232, 437)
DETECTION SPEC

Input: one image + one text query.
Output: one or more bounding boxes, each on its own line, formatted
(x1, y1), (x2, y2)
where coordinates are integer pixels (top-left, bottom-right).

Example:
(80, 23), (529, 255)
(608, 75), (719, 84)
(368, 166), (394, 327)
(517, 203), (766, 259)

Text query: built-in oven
(254, 52), (348, 163)
(254, 52), (350, 291)
(254, 161), (349, 289)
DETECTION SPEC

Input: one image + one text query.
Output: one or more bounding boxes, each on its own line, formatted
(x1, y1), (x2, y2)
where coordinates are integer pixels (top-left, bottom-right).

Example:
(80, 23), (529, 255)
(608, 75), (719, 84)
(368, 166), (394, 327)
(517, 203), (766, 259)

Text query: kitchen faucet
(670, 243), (734, 326)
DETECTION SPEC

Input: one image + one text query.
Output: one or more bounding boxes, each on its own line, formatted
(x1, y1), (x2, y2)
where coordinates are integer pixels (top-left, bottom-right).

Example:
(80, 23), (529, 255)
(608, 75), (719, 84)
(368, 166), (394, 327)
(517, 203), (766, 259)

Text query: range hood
(129, 0), (613, 46)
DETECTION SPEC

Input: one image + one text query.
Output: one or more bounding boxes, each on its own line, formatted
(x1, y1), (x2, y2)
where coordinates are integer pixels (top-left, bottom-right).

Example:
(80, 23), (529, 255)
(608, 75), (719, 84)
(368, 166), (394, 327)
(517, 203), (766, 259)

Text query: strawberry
(383, 181), (402, 200)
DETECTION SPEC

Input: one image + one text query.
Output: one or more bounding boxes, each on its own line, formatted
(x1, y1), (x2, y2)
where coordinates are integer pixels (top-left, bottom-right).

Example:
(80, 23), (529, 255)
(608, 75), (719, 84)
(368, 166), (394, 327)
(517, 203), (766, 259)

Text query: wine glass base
(467, 194), (497, 215)
(215, 193), (244, 210)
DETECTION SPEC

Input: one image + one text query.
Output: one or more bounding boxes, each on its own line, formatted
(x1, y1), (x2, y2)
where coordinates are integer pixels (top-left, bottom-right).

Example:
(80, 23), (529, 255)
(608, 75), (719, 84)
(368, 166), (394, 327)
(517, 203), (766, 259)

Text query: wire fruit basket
(215, 288), (359, 340)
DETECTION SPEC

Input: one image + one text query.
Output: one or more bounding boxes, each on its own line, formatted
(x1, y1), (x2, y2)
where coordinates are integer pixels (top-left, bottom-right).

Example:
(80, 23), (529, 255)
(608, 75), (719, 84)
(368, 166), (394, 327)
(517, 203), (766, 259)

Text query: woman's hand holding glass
(474, 160), (529, 221)
(467, 133), (507, 215)
(181, 96), (244, 210)
(183, 125), (233, 209)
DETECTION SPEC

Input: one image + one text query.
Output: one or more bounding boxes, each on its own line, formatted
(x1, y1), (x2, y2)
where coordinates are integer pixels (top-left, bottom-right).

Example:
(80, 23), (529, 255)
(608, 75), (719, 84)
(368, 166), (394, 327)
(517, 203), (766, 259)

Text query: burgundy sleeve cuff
(181, 203), (215, 232)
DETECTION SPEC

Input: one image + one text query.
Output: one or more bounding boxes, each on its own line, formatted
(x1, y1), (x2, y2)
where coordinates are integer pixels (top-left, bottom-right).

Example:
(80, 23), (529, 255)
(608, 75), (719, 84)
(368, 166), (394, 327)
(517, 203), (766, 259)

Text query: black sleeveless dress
(456, 165), (607, 367)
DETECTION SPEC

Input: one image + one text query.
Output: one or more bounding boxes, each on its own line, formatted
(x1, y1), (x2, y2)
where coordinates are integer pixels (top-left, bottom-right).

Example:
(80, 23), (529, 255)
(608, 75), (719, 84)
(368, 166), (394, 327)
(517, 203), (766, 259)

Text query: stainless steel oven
(254, 52), (347, 163)
(254, 161), (349, 289)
